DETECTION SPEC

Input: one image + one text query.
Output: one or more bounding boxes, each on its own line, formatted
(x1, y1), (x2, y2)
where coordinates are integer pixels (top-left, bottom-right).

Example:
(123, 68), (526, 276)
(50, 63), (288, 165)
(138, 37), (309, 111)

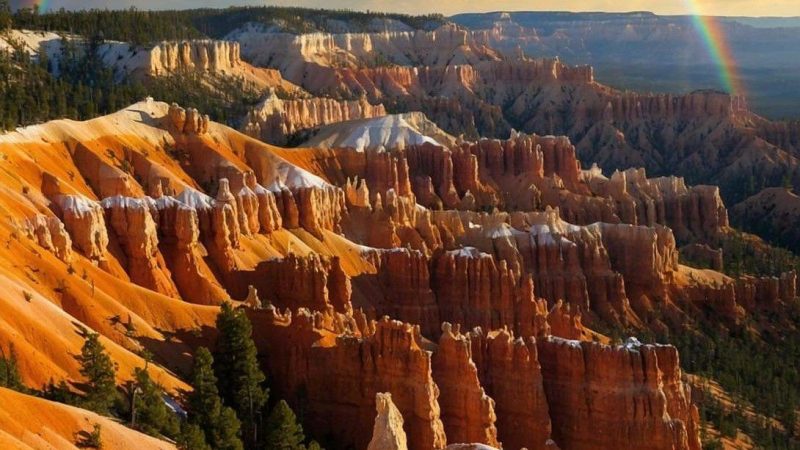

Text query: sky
(11, 0), (800, 17)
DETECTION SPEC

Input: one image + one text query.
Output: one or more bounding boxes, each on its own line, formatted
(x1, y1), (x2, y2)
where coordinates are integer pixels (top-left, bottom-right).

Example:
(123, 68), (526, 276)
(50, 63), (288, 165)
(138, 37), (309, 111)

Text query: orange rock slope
(0, 100), (791, 449)
(0, 388), (174, 450)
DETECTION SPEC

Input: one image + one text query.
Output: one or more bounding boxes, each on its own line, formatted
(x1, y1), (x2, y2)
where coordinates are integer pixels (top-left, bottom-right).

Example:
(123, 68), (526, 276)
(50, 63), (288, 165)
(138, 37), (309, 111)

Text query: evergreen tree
(217, 406), (247, 450)
(177, 422), (211, 450)
(0, 345), (24, 391)
(263, 400), (306, 450)
(188, 347), (243, 450)
(214, 303), (267, 447)
(131, 366), (179, 438)
(0, 0), (10, 33)
(76, 332), (118, 415)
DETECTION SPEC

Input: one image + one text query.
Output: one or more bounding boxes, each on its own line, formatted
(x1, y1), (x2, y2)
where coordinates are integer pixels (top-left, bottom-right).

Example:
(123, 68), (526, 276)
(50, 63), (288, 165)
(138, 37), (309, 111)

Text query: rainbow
(682, 0), (744, 96)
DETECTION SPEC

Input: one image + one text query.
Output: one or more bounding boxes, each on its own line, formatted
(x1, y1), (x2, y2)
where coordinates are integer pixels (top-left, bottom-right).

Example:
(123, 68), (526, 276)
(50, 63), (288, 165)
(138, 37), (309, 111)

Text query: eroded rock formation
(101, 196), (180, 297)
(537, 337), (702, 450)
(244, 92), (387, 145)
(432, 323), (499, 447)
(0, 98), (768, 450)
(368, 393), (409, 450)
(150, 40), (242, 75)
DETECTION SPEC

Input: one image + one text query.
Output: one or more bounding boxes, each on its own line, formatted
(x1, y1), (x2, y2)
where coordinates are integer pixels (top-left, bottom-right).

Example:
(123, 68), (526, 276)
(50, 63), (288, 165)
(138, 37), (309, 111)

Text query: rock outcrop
(237, 24), (501, 75)
(537, 337), (701, 450)
(371, 248), (440, 338)
(469, 328), (553, 450)
(24, 214), (72, 262)
(231, 22), (800, 209)
(432, 323), (499, 448)
(335, 130), (732, 244)
(168, 103), (210, 135)
(270, 315), (447, 450)
(431, 247), (550, 337)
(368, 393), (409, 450)
(244, 92), (387, 145)
(101, 196), (180, 297)
(149, 40), (242, 75)
(153, 194), (229, 304)
(53, 195), (110, 264)
(590, 168), (730, 241)
(0, 99), (741, 450)
(237, 253), (351, 312)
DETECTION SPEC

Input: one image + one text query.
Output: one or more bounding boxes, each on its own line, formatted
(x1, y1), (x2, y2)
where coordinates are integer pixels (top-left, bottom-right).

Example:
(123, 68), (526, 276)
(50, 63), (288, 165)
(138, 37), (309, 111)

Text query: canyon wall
(243, 92), (387, 145)
(537, 337), (701, 450)
(149, 40), (243, 75)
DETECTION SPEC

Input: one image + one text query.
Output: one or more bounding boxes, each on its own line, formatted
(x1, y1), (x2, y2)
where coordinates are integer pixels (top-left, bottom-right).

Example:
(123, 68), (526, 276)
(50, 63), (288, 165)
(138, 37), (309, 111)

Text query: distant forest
(11, 5), (445, 45)
(0, 3), (444, 130)
(0, 32), (263, 131)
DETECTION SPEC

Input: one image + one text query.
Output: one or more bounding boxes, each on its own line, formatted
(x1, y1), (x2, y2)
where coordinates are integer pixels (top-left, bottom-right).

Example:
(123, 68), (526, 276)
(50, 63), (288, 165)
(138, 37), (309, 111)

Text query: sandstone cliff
(469, 327), (553, 450)
(149, 40), (242, 75)
(537, 337), (701, 450)
(432, 323), (500, 448)
(244, 92), (387, 145)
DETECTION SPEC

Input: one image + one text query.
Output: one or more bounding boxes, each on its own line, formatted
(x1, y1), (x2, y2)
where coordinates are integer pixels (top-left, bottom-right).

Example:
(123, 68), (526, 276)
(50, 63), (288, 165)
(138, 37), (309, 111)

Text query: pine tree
(188, 347), (243, 450)
(214, 302), (267, 447)
(0, 345), (24, 391)
(306, 441), (323, 450)
(131, 367), (179, 438)
(263, 400), (306, 450)
(76, 332), (118, 415)
(216, 406), (246, 450)
(177, 422), (211, 450)
(0, 0), (11, 33)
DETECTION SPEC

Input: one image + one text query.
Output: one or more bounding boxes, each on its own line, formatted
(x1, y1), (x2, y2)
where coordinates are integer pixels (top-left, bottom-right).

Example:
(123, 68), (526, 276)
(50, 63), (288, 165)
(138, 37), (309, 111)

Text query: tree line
(0, 25), (262, 131)
(9, 4), (445, 45)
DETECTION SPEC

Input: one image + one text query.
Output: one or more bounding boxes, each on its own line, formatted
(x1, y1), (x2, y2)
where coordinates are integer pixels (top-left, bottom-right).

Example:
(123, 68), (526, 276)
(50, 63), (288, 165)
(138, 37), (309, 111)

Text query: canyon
(0, 96), (791, 449)
(227, 23), (800, 211)
(0, 7), (797, 450)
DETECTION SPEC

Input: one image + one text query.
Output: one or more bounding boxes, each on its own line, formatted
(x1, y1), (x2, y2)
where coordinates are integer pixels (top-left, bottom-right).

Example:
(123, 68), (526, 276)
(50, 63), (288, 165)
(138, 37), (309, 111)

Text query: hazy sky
(12, 0), (800, 17)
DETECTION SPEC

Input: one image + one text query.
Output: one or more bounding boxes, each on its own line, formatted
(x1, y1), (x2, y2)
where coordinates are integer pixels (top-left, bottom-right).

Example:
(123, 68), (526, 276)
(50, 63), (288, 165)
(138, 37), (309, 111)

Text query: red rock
(238, 253), (352, 313)
(101, 196), (180, 298)
(371, 248), (440, 337)
(153, 196), (229, 304)
(255, 314), (447, 450)
(432, 323), (499, 447)
(296, 186), (346, 238)
(469, 328), (553, 450)
(432, 247), (550, 337)
(537, 337), (701, 450)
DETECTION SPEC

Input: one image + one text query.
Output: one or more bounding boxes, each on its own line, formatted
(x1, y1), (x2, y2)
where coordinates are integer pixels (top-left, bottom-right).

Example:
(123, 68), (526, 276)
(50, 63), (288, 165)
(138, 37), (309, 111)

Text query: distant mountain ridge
(451, 11), (800, 119)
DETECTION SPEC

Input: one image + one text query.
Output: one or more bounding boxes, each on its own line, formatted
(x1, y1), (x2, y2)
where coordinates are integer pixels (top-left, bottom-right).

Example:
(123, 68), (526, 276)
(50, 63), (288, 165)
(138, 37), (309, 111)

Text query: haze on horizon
(10, 0), (800, 17)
